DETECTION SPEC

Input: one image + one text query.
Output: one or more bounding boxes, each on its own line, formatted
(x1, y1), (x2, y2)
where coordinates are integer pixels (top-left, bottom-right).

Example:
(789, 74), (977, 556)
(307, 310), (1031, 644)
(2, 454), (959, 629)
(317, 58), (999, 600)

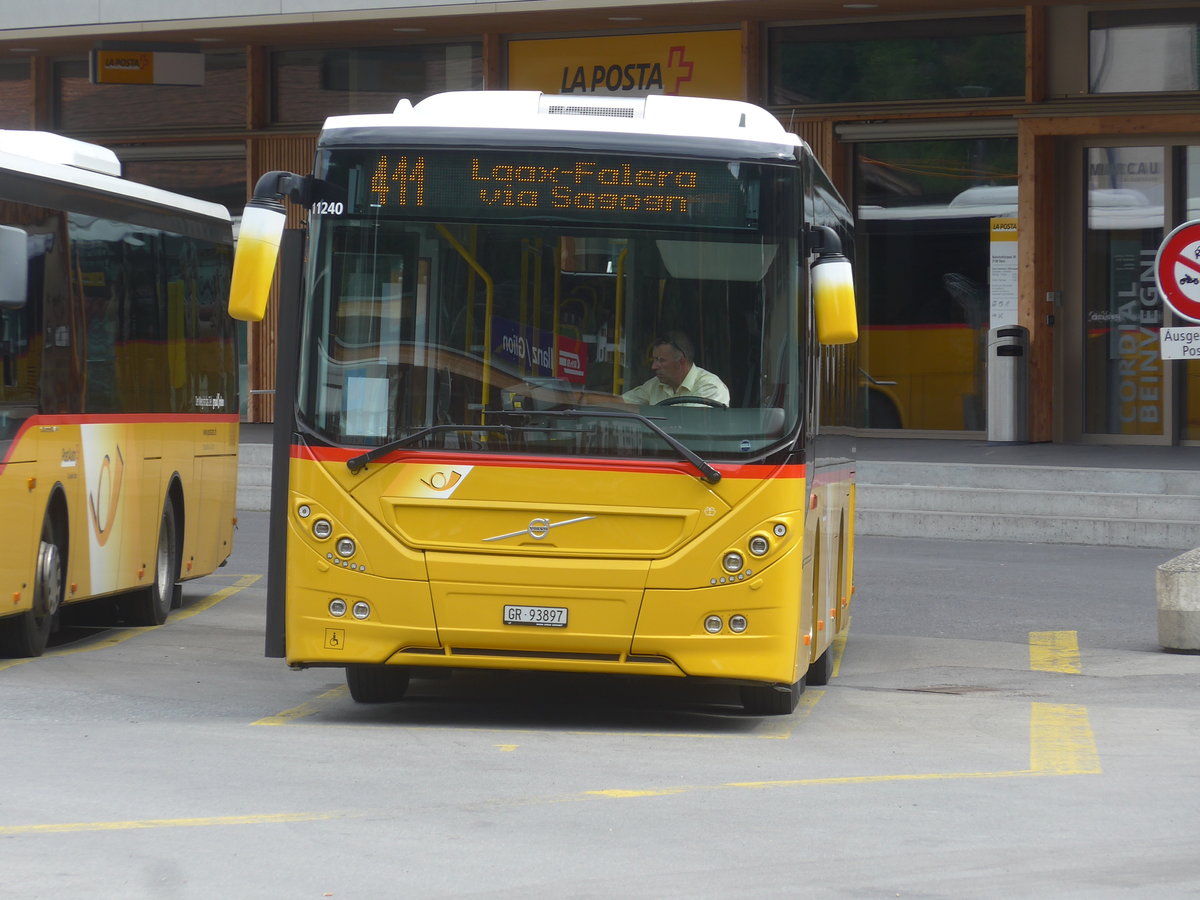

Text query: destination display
(322, 149), (759, 229)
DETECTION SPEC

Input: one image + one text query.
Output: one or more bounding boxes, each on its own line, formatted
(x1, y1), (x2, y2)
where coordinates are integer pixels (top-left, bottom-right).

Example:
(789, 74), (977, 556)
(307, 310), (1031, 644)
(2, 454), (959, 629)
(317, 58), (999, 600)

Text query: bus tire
(2, 520), (64, 657)
(807, 646), (833, 686)
(122, 498), (179, 627)
(740, 678), (803, 716)
(346, 665), (411, 703)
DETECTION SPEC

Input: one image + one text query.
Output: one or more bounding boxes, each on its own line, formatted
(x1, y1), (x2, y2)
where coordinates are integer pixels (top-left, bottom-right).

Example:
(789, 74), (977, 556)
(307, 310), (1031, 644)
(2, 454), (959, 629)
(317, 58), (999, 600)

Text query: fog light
(313, 518), (332, 540)
(722, 552), (744, 574)
(729, 615), (748, 633)
(298, 504), (312, 518)
(352, 601), (370, 620)
(336, 537), (356, 558)
(749, 536), (769, 556)
(773, 523), (787, 538)
(704, 615), (723, 634)
(329, 598), (347, 617)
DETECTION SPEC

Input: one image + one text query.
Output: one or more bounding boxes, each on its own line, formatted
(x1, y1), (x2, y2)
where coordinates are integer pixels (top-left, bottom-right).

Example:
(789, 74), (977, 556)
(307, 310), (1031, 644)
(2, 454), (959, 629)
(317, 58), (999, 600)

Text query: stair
(236, 443), (273, 513)
(856, 460), (1200, 550)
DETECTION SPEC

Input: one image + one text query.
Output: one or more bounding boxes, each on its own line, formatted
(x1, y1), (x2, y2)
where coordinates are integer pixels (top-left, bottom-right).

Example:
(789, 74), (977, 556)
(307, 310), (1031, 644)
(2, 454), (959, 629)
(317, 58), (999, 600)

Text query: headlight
(729, 615), (748, 633)
(773, 523), (787, 538)
(722, 552), (744, 574)
(704, 615), (723, 634)
(748, 536), (769, 557)
(352, 601), (370, 620)
(336, 537), (356, 558)
(312, 518), (332, 540)
(329, 598), (347, 617)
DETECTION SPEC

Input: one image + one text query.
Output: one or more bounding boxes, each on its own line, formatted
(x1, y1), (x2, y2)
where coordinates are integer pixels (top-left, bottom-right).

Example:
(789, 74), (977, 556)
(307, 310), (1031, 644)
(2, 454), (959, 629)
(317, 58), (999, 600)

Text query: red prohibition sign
(1155, 219), (1200, 323)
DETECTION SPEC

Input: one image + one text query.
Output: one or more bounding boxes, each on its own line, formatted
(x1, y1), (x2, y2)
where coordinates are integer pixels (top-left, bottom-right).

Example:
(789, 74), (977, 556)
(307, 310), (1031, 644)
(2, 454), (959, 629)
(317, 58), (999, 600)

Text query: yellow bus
(0, 132), (238, 657)
(230, 91), (858, 714)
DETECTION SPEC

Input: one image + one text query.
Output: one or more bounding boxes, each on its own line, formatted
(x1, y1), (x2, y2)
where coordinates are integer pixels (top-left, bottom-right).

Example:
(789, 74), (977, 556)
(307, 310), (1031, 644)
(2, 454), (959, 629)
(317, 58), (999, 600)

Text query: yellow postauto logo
(390, 464), (474, 499)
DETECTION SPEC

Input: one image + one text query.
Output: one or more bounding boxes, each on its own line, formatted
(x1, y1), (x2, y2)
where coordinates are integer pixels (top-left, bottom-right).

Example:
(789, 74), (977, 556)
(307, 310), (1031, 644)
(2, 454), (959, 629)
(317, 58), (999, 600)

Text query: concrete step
(862, 483), (1200, 522)
(857, 460), (1200, 550)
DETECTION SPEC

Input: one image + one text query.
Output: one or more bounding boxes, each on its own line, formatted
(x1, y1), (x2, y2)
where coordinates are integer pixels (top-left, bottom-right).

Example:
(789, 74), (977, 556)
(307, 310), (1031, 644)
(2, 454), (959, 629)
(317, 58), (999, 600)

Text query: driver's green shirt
(621, 364), (730, 406)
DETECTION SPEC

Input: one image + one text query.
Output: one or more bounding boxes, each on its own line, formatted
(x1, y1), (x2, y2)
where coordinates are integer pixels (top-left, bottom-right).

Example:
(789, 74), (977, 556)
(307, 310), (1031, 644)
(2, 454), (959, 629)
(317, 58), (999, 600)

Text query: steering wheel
(656, 396), (727, 408)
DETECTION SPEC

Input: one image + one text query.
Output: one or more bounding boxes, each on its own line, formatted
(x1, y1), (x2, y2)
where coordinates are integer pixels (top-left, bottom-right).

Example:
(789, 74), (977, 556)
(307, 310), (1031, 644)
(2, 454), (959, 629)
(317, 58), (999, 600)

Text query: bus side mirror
(812, 254), (858, 345)
(0, 225), (28, 309)
(229, 201), (286, 322)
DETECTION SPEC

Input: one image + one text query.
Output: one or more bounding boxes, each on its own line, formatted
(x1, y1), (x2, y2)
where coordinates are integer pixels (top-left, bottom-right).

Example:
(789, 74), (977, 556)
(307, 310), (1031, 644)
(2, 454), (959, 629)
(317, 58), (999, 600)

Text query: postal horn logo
(88, 444), (125, 547)
(559, 45), (695, 96)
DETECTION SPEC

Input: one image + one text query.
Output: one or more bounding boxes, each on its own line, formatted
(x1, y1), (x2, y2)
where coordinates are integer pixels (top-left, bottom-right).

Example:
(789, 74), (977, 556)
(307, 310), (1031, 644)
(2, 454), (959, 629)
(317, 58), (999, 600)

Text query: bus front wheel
(740, 678), (803, 716)
(346, 665), (411, 703)
(2, 523), (64, 657)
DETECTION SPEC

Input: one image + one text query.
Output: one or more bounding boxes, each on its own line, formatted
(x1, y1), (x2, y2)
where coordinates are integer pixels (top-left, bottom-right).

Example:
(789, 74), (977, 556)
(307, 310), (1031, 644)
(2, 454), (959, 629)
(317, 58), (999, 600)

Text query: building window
(1090, 9), (1200, 94)
(0, 60), (31, 129)
(54, 51), (246, 133)
(769, 16), (1024, 106)
(271, 44), (482, 125)
(854, 137), (1018, 431)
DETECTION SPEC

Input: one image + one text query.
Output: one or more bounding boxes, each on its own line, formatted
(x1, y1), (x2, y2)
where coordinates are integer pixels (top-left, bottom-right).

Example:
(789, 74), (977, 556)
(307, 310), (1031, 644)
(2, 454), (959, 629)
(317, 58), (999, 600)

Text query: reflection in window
(769, 16), (1024, 105)
(272, 44), (481, 124)
(69, 214), (236, 415)
(54, 52), (245, 132)
(1090, 9), (1200, 94)
(1082, 147), (1164, 436)
(854, 138), (1018, 431)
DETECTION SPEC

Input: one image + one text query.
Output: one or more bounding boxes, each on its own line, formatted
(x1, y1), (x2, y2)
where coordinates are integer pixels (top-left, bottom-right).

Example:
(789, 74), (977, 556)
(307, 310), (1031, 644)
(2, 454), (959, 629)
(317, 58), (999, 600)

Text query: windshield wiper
(485, 408), (721, 484)
(346, 424), (489, 474)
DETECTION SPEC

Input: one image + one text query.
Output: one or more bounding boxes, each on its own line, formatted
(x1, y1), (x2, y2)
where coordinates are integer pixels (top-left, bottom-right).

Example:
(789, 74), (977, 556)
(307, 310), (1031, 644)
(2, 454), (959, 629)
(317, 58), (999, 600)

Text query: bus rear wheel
(740, 678), (803, 716)
(121, 499), (179, 627)
(2, 527), (64, 658)
(346, 665), (411, 703)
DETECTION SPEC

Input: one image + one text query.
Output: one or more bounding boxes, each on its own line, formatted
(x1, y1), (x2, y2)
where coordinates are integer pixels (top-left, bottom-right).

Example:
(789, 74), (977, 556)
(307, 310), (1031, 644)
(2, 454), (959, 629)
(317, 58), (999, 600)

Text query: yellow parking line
(4, 696), (1104, 834)
(0, 575), (261, 672)
(0, 811), (348, 836)
(1029, 630), (1081, 674)
(251, 685), (349, 725)
(1029, 702), (1102, 775)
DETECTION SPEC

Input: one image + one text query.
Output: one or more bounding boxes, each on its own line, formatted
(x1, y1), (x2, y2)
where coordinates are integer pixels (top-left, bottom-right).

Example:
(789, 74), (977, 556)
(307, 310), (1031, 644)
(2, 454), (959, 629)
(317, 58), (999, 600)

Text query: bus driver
(620, 332), (729, 407)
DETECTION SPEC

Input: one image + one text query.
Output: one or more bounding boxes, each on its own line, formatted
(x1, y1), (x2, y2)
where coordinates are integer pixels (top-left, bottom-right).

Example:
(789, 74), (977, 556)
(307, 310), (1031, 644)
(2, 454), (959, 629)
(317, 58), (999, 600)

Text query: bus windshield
(297, 148), (804, 461)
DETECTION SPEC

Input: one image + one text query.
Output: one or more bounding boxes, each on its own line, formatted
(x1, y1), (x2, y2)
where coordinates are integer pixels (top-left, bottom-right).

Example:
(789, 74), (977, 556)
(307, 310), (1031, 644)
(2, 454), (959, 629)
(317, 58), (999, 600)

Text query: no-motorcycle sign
(1155, 219), (1200, 323)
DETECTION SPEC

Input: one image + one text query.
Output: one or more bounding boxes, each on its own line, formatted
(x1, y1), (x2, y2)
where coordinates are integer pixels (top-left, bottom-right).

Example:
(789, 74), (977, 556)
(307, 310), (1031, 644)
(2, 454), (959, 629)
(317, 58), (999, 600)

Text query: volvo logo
(483, 515), (595, 543)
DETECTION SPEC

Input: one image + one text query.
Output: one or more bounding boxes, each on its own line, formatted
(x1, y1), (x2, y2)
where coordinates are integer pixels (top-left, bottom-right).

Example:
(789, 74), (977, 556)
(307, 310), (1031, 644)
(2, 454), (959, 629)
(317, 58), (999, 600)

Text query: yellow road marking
(252, 686), (349, 725)
(4, 697), (1103, 834)
(0, 574), (261, 672)
(0, 811), (347, 836)
(1029, 630), (1081, 674)
(1029, 702), (1102, 775)
(830, 615), (851, 679)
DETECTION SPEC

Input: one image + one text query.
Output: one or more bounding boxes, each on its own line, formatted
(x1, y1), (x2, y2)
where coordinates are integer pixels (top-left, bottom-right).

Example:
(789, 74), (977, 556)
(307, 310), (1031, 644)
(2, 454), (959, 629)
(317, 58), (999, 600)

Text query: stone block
(1157, 548), (1200, 652)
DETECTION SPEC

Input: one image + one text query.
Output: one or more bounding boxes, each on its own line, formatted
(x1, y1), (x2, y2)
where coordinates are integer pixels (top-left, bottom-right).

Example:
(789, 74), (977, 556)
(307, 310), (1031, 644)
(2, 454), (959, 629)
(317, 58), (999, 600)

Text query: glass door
(1082, 145), (1166, 438)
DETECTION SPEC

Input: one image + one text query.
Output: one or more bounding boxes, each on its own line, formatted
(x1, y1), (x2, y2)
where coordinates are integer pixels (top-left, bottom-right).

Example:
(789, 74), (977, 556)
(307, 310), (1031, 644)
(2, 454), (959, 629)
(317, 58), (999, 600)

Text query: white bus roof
(0, 130), (230, 223)
(322, 91), (803, 157)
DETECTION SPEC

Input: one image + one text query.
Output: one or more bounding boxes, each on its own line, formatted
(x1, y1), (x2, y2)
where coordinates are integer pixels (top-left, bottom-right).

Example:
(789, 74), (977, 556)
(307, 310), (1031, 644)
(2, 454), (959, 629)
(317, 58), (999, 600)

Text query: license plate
(503, 604), (568, 627)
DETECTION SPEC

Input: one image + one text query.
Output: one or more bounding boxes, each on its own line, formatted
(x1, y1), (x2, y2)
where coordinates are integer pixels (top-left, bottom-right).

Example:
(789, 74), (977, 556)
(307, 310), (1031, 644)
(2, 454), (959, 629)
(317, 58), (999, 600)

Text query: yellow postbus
(0, 132), (238, 657)
(230, 91), (858, 714)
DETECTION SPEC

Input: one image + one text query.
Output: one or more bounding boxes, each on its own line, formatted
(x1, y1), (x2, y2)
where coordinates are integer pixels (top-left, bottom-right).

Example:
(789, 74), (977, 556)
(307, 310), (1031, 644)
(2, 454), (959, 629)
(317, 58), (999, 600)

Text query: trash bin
(986, 325), (1028, 442)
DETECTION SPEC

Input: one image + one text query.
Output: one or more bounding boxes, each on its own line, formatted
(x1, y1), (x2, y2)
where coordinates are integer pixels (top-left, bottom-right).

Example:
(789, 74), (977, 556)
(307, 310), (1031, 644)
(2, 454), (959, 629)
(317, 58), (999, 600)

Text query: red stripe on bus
(0, 413), (239, 470)
(291, 444), (808, 480)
